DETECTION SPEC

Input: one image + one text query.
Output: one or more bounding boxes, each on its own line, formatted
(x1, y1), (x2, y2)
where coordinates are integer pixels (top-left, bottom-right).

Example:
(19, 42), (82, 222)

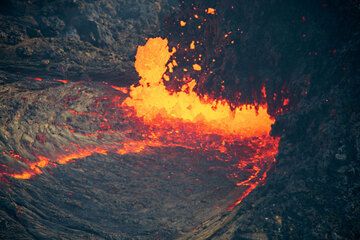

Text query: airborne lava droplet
(205, 8), (216, 15)
(192, 63), (202, 71)
(180, 20), (187, 27)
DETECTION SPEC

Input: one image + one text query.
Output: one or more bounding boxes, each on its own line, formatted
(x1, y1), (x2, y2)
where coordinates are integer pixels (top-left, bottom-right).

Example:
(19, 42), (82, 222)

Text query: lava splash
(122, 37), (279, 210)
(0, 37), (278, 211)
(124, 37), (273, 137)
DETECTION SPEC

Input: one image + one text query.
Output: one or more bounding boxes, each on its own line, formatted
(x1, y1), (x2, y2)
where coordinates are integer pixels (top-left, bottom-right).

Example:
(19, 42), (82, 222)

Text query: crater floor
(0, 80), (277, 239)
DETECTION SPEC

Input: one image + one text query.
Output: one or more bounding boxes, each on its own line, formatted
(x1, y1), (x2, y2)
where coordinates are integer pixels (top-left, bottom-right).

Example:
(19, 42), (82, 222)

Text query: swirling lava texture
(0, 38), (278, 238)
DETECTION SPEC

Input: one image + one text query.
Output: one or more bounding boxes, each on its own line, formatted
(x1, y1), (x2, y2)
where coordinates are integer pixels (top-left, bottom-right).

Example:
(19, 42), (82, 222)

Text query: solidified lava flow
(123, 37), (279, 210)
(1, 36), (279, 211)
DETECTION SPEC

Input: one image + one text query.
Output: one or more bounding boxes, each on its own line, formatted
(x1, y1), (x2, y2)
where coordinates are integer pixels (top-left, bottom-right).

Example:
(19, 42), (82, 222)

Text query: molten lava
(124, 37), (274, 137)
(121, 37), (278, 210)
(1, 37), (279, 211)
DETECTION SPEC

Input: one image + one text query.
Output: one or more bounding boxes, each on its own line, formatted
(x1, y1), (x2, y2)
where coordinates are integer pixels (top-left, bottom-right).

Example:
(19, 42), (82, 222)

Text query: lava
(205, 8), (216, 15)
(1, 37), (279, 211)
(3, 151), (50, 180)
(124, 37), (274, 137)
(122, 37), (279, 209)
(180, 20), (187, 27)
(56, 79), (69, 84)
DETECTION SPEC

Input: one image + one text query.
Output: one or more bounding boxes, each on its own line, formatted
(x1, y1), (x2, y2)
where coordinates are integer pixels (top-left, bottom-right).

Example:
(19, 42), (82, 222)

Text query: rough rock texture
(0, 0), (359, 239)
(0, 80), (244, 239)
(0, 0), (175, 82)
(175, 1), (360, 239)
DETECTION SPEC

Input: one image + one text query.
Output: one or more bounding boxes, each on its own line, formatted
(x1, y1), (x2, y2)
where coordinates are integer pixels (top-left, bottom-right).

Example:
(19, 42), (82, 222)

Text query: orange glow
(56, 79), (69, 84)
(120, 38), (279, 210)
(190, 40), (195, 50)
(192, 63), (202, 71)
(117, 140), (161, 155)
(11, 172), (33, 180)
(111, 85), (129, 94)
(36, 156), (49, 168)
(10, 155), (50, 179)
(4, 37), (279, 212)
(180, 20), (186, 27)
(124, 37), (274, 137)
(206, 8), (216, 15)
(8, 142), (163, 180)
(57, 148), (108, 165)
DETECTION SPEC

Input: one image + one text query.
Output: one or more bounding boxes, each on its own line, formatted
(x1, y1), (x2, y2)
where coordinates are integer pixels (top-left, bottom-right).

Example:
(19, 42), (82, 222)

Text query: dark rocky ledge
(0, 0), (359, 239)
(0, 0), (176, 83)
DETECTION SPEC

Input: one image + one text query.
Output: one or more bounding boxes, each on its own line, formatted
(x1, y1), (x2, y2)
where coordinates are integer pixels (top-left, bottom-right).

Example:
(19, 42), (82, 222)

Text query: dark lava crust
(1, 0), (360, 240)
(0, 140), (237, 239)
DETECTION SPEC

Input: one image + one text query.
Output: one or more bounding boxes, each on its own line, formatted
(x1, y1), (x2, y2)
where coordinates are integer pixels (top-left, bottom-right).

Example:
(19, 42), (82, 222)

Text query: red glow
(56, 79), (69, 84)
(283, 98), (290, 106)
(3, 37), (279, 212)
(4, 152), (50, 180)
(261, 85), (267, 98)
(124, 38), (274, 137)
(122, 37), (279, 210)
(111, 85), (129, 94)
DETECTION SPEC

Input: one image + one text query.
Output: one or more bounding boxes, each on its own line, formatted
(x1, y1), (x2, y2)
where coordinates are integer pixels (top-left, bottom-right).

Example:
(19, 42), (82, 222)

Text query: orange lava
(57, 148), (108, 165)
(9, 155), (50, 180)
(56, 79), (69, 84)
(190, 40), (196, 49)
(180, 20), (187, 27)
(205, 8), (216, 15)
(227, 137), (279, 210)
(111, 85), (129, 94)
(117, 139), (161, 155)
(7, 143), (161, 180)
(192, 63), (202, 71)
(3, 37), (279, 212)
(122, 37), (278, 210)
(123, 37), (274, 137)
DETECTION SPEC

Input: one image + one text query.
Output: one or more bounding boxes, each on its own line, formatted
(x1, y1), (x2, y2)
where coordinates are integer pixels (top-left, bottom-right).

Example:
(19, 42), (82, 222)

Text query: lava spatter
(124, 37), (274, 138)
(1, 37), (279, 211)
(124, 37), (279, 209)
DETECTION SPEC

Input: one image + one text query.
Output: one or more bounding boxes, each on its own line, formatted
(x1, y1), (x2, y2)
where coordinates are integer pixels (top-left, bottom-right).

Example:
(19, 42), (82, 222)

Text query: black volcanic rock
(0, 0), (359, 239)
(0, 80), (264, 239)
(176, 1), (360, 239)
(0, 0), (176, 82)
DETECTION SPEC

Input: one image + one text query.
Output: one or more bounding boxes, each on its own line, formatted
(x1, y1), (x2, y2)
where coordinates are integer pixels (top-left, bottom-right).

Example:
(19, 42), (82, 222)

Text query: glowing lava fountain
(123, 37), (279, 210)
(2, 37), (279, 211)
(124, 38), (273, 137)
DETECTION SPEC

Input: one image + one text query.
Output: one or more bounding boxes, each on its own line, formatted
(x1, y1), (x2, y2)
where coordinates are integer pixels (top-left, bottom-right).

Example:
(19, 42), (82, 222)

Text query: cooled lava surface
(0, 38), (278, 239)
